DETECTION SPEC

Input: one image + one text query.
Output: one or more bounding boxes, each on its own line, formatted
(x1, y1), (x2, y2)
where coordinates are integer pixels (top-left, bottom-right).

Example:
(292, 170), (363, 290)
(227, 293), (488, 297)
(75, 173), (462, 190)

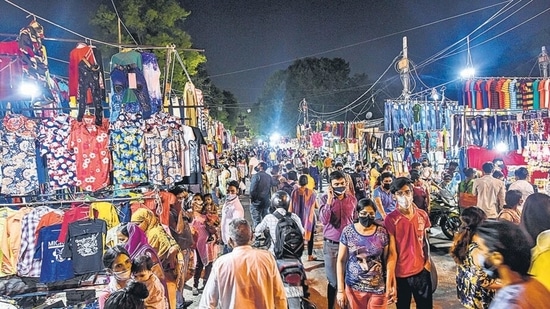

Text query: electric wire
(110, 0), (139, 46)
(3, 0), (119, 48)
(207, 1), (514, 79)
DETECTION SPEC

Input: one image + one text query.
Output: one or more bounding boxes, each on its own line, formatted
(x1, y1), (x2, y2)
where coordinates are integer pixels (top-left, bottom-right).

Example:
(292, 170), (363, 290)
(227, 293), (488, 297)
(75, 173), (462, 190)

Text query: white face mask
(396, 196), (410, 209)
(113, 269), (131, 281)
(226, 193), (237, 201)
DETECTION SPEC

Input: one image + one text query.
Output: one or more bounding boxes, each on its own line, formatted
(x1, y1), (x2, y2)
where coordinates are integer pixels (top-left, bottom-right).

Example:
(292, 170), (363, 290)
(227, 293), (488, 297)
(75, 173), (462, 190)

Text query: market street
(184, 194), (463, 309)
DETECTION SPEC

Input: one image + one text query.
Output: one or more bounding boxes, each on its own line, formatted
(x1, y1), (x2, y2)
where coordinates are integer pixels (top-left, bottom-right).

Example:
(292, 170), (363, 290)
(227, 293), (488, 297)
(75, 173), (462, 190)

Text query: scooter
(253, 234), (315, 309)
(429, 188), (461, 240)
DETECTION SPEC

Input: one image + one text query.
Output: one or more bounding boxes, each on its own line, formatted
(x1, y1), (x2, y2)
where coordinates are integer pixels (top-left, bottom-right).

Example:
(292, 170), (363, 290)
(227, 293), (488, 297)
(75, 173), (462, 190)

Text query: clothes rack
(0, 195), (155, 208)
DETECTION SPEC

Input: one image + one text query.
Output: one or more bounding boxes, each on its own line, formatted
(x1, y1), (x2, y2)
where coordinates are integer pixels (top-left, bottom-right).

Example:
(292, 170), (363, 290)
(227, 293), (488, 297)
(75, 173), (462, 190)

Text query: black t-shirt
(350, 172), (367, 199)
(62, 219), (107, 275)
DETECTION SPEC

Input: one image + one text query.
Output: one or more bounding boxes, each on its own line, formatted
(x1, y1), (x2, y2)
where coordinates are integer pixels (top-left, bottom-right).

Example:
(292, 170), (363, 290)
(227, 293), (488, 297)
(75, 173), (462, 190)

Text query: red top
(384, 207), (430, 278)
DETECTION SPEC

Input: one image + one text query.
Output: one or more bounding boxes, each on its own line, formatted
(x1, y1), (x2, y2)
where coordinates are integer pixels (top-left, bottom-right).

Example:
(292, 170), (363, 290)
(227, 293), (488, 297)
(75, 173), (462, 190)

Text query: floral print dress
(456, 242), (496, 309)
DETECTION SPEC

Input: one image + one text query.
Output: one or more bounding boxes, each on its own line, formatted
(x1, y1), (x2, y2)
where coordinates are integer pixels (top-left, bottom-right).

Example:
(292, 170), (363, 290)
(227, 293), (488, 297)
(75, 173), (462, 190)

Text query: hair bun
(126, 281), (149, 299)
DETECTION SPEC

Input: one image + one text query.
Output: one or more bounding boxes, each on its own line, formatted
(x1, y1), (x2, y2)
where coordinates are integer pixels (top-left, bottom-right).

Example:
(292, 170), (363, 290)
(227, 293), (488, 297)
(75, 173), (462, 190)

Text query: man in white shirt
(220, 181), (244, 254)
(507, 167), (534, 214)
(199, 218), (287, 309)
(472, 162), (506, 219)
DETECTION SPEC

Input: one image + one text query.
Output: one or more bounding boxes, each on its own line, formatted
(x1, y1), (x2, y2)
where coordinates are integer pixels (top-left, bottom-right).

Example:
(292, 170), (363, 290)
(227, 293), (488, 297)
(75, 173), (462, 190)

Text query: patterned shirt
(17, 206), (53, 277)
(340, 224), (388, 293)
(39, 114), (78, 190)
(0, 114), (39, 195)
(68, 122), (111, 191)
(111, 125), (147, 187)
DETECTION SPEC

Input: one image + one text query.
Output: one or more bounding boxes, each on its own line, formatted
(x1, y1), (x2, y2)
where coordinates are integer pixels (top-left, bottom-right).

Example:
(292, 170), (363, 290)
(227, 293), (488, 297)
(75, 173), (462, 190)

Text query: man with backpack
(254, 191), (305, 259)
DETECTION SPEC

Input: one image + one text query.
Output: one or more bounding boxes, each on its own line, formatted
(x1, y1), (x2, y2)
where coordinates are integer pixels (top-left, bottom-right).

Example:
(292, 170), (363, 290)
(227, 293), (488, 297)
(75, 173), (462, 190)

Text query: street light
(460, 67), (476, 79)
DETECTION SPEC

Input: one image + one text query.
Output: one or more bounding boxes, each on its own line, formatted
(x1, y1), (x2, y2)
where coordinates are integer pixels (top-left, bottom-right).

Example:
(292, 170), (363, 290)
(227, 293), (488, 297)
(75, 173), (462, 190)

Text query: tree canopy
(249, 57), (373, 138)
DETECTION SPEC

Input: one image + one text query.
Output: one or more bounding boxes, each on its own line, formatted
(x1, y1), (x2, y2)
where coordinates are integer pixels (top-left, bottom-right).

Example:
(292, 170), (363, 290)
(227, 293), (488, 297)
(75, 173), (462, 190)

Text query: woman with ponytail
(450, 207), (499, 309)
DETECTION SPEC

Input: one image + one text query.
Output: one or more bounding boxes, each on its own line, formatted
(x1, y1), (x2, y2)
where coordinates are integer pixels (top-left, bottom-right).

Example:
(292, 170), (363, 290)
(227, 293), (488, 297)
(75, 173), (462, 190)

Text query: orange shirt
(323, 157), (333, 168)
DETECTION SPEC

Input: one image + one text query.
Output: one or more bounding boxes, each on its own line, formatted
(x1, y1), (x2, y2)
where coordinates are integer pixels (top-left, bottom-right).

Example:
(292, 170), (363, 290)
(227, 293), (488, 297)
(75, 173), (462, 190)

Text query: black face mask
(383, 183), (391, 190)
(358, 216), (374, 228)
(333, 186), (346, 195)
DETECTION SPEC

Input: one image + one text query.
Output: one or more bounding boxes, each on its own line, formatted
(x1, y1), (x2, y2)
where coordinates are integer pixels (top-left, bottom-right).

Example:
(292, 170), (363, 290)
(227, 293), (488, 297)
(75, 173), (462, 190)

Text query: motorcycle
(429, 187), (461, 240)
(253, 233), (315, 309)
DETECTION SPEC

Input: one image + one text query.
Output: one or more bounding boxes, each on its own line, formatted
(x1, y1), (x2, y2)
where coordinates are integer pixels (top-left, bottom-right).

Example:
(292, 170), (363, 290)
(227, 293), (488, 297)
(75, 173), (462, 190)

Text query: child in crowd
(203, 193), (221, 242)
(132, 255), (168, 309)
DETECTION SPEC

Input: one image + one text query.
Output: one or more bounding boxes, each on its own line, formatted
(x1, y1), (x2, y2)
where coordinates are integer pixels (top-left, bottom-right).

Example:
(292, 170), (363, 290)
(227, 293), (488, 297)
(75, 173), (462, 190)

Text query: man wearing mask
(334, 162), (355, 196)
(220, 181), (244, 254)
(349, 162), (368, 201)
(373, 172), (396, 220)
(385, 177), (432, 309)
(249, 162), (272, 228)
(319, 171), (357, 309)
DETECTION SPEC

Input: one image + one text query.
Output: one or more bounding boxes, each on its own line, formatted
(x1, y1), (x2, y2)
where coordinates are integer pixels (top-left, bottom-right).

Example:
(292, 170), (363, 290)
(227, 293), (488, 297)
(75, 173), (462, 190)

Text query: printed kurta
(144, 126), (185, 186)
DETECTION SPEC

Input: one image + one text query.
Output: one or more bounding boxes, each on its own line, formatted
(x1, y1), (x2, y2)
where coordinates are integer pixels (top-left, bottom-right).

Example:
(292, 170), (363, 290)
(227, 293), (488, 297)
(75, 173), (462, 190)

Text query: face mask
(226, 193), (237, 201)
(333, 187), (346, 195)
(358, 216), (374, 228)
(396, 196), (410, 208)
(383, 183), (391, 190)
(113, 269), (131, 281)
(477, 254), (498, 279)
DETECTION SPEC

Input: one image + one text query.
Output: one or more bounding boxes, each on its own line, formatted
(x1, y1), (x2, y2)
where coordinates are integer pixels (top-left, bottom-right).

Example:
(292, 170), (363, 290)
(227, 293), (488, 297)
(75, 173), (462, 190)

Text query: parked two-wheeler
(429, 188), (461, 240)
(252, 233), (316, 309)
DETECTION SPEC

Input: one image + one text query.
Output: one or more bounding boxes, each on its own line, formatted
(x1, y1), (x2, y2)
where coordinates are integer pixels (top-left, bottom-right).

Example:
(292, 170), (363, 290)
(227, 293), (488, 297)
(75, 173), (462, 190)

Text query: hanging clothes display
(68, 115), (111, 191)
(17, 206), (53, 277)
(39, 113), (78, 190)
(141, 52), (162, 114)
(110, 112), (148, 187)
(183, 82), (198, 127)
(61, 218), (107, 275)
(34, 224), (74, 283)
(0, 113), (40, 195)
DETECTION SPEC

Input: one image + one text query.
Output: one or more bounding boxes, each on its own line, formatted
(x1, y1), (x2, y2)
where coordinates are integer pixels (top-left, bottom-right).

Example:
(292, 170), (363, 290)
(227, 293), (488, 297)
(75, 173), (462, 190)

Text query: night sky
(2, 0), (549, 104)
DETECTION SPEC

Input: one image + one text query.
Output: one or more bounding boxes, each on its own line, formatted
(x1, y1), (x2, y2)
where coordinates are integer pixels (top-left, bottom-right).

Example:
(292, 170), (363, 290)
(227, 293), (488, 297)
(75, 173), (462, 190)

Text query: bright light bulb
(495, 142), (508, 153)
(460, 67), (476, 79)
(19, 81), (40, 97)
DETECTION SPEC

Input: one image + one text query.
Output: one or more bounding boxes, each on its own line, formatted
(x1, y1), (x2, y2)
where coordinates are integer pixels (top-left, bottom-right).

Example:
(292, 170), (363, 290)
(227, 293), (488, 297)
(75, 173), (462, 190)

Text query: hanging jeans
(77, 60), (103, 125)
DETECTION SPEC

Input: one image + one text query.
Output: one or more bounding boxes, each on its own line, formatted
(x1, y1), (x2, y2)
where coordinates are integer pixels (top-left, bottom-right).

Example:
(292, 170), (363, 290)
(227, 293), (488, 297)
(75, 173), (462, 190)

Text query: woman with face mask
(98, 246), (134, 309)
(117, 223), (165, 281)
(131, 208), (180, 309)
(336, 198), (390, 309)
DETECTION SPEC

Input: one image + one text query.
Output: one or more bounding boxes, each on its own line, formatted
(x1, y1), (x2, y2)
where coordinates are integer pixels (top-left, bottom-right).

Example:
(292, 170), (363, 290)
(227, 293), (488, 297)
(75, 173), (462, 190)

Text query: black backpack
(273, 211), (304, 259)
(280, 181), (295, 196)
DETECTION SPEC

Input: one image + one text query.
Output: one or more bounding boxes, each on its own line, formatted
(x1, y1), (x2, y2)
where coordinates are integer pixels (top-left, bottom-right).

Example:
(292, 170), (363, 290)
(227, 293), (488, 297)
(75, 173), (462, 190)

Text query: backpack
(280, 181), (295, 196)
(273, 211), (304, 259)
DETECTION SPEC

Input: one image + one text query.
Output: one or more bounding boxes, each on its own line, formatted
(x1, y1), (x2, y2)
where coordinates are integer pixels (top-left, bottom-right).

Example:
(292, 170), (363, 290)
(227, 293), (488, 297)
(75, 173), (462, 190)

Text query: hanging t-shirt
(62, 219), (107, 275)
(34, 224), (74, 283)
